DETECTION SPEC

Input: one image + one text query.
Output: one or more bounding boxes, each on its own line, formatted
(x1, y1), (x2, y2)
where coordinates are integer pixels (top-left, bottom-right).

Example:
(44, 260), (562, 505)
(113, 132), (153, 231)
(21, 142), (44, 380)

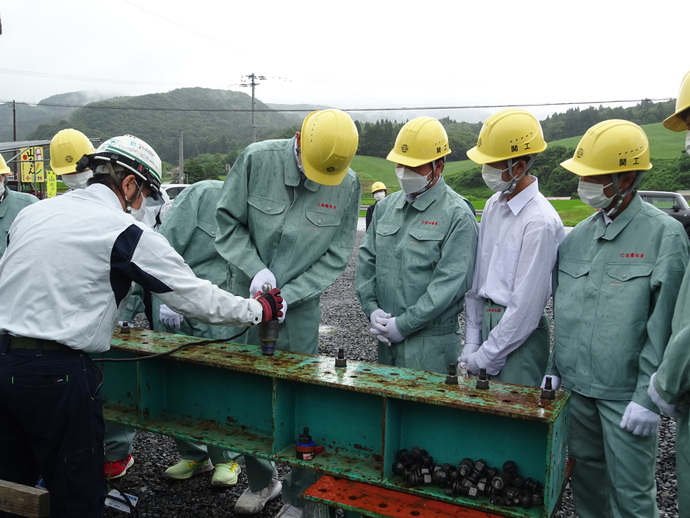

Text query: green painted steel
(101, 329), (569, 518)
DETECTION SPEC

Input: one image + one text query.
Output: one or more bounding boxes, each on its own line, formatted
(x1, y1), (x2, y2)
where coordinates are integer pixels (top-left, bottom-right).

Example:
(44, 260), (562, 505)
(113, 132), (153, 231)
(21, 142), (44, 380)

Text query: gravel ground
(104, 229), (680, 518)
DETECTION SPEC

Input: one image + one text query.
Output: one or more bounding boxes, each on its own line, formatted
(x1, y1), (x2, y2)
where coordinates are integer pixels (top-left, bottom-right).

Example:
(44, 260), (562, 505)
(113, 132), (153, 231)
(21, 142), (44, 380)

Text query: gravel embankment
(105, 230), (679, 518)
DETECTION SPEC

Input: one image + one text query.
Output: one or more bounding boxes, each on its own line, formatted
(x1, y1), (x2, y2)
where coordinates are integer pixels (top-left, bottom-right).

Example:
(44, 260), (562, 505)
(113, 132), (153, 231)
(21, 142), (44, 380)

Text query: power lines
(0, 98), (674, 114)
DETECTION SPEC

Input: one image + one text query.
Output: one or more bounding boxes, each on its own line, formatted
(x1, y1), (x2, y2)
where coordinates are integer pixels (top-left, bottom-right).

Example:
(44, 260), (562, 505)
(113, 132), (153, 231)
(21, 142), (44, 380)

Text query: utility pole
(12, 100), (17, 174)
(178, 129), (184, 183)
(240, 73), (266, 142)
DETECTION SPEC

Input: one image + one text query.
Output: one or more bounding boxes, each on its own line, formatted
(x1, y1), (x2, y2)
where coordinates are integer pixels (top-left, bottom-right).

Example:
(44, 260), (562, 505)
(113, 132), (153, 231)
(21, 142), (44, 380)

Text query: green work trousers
(482, 300), (549, 387)
(567, 391), (659, 518)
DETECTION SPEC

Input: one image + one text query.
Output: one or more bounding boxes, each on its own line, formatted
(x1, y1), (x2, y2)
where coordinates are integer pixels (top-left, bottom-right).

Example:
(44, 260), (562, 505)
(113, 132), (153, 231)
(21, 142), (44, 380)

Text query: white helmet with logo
(81, 135), (162, 198)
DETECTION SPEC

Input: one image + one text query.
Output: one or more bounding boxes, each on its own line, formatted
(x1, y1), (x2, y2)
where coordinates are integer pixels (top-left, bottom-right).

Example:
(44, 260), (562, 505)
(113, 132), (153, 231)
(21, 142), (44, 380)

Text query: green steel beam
(100, 329), (569, 518)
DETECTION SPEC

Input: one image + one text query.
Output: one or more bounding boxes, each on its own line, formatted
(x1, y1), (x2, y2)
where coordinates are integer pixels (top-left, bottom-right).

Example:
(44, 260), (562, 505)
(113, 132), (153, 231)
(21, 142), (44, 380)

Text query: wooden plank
(0, 479), (50, 518)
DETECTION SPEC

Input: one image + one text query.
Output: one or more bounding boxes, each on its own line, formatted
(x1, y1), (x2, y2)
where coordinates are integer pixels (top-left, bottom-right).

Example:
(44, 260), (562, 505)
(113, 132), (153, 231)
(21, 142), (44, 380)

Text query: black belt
(2, 335), (74, 352)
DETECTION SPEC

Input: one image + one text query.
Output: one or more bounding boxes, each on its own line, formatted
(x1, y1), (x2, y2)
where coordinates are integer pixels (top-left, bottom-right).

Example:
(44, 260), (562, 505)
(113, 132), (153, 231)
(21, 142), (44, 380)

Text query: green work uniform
(356, 177), (478, 374)
(652, 262), (690, 517)
(215, 136), (361, 503)
(155, 180), (239, 464)
(0, 188), (38, 258)
(553, 194), (689, 518)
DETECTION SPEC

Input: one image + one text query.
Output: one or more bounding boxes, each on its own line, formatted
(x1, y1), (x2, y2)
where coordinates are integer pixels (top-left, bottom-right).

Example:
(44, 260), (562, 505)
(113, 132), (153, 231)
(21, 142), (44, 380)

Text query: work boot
(234, 477), (282, 514)
(211, 461), (241, 487)
(163, 458), (214, 480)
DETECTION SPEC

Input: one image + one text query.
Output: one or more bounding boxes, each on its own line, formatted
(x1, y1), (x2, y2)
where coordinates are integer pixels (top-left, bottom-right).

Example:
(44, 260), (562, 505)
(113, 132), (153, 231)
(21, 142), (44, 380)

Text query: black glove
(255, 288), (284, 322)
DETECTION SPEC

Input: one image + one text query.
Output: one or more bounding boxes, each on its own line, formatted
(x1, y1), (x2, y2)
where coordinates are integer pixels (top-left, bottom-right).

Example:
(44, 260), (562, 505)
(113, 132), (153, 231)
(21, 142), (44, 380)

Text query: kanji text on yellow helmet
(0, 154), (10, 175)
(300, 109), (358, 186)
(50, 129), (95, 175)
(467, 109), (547, 164)
(370, 181), (386, 193)
(386, 117), (450, 167)
(560, 120), (652, 176)
(663, 71), (690, 132)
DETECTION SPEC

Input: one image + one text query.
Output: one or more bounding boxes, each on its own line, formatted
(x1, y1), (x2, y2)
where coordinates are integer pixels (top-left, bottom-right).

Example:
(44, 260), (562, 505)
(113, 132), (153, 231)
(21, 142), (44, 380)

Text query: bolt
(541, 376), (555, 399)
(476, 368), (490, 389)
(335, 348), (347, 368)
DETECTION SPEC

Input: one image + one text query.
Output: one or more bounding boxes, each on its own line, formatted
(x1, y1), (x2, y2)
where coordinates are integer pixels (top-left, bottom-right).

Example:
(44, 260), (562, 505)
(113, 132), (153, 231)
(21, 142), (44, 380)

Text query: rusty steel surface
(303, 476), (508, 518)
(110, 329), (567, 422)
(105, 328), (570, 518)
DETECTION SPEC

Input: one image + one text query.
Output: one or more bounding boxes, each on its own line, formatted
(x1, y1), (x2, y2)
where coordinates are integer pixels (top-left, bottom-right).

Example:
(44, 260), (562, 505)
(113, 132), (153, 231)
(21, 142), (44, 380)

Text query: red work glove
(254, 288), (284, 322)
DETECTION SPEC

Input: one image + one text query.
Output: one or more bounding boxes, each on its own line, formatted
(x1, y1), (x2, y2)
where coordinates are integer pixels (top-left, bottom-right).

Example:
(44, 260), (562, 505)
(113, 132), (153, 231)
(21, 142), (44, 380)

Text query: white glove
(465, 351), (484, 376)
(278, 297), (288, 324)
(620, 401), (660, 437)
(369, 326), (391, 346)
(249, 268), (277, 297)
(647, 373), (679, 418)
(369, 309), (390, 332)
(540, 375), (562, 391)
(159, 304), (184, 329)
(458, 342), (481, 369)
(377, 317), (406, 344)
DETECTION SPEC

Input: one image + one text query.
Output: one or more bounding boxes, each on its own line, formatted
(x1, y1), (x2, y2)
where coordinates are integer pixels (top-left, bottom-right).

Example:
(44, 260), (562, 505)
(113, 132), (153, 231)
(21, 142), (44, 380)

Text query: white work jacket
(0, 184), (263, 352)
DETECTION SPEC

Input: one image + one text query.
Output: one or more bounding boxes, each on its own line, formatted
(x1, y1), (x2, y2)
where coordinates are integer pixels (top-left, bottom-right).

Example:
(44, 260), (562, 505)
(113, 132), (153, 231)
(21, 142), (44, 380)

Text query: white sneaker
(233, 478), (282, 514)
(276, 504), (303, 518)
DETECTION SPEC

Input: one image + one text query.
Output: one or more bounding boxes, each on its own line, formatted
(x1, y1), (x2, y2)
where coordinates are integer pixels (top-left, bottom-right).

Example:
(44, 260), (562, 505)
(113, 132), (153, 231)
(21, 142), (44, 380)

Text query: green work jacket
(356, 177), (478, 338)
(0, 188), (39, 258)
(215, 136), (361, 352)
(553, 194), (689, 410)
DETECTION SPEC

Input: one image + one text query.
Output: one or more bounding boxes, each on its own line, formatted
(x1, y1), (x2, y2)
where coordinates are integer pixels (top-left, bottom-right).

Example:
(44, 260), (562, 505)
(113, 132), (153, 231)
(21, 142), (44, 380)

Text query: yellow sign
(46, 171), (57, 198)
(19, 147), (45, 183)
(34, 147), (45, 183)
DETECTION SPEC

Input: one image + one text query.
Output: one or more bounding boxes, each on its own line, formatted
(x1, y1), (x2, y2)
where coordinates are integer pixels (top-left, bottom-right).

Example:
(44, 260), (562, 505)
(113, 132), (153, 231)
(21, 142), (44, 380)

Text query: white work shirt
(0, 184), (263, 353)
(465, 179), (565, 371)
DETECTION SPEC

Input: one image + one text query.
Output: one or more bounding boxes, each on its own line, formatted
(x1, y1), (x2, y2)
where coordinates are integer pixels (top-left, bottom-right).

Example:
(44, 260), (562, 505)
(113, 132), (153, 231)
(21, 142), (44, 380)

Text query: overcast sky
(1, 0), (688, 122)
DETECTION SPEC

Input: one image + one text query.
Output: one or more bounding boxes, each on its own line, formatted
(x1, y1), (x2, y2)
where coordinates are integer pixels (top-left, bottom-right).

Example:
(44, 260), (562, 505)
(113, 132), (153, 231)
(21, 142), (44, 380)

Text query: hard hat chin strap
(605, 172), (645, 218)
(503, 156), (535, 195)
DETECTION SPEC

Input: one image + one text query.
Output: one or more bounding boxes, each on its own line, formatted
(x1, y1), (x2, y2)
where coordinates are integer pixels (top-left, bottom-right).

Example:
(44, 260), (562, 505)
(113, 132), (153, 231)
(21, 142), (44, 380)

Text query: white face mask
(578, 179), (614, 209)
(395, 166), (432, 195)
(481, 164), (513, 193)
(129, 195), (164, 227)
(0, 179), (5, 198)
(61, 170), (93, 190)
(373, 191), (386, 202)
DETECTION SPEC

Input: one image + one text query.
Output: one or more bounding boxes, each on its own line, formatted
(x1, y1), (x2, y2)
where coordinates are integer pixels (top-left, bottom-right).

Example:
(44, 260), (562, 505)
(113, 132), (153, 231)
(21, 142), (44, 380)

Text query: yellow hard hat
(560, 120), (652, 176)
(387, 117), (450, 167)
(50, 129), (95, 175)
(371, 181), (386, 193)
(663, 71), (690, 132)
(0, 154), (10, 175)
(467, 109), (547, 164)
(300, 109), (359, 186)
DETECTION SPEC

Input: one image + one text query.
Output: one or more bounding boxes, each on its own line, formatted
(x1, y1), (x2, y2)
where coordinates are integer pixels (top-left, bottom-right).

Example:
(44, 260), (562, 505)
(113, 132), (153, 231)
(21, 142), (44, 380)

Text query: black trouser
(0, 335), (106, 517)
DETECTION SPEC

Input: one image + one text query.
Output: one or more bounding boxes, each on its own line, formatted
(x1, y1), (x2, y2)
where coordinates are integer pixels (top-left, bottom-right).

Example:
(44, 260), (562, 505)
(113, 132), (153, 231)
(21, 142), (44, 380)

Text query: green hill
(28, 88), (302, 165)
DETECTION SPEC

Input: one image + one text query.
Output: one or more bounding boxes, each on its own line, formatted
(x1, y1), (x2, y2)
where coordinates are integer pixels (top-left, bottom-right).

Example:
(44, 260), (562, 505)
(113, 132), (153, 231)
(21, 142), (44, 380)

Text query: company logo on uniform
(620, 253), (644, 258)
(317, 202), (337, 210)
(326, 166), (335, 172)
(401, 144), (409, 153)
(422, 220), (438, 226)
(65, 155), (74, 164)
(486, 308), (503, 313)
